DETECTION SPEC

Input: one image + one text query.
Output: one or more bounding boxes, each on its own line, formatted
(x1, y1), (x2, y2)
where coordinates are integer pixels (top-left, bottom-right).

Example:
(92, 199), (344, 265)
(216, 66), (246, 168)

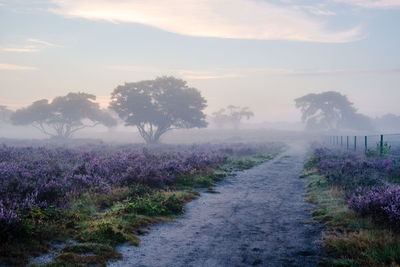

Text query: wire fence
(326, 133), (400, 157)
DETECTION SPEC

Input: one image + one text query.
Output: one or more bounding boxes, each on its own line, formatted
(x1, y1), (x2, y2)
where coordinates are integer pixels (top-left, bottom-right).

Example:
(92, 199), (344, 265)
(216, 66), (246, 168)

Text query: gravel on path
(109, 142), (324, 267)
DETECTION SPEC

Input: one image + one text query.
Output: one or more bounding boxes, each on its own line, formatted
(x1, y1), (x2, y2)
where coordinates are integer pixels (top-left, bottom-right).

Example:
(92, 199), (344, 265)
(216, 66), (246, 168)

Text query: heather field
(0, 142), (282, 266)
(304, 145), (400, 266)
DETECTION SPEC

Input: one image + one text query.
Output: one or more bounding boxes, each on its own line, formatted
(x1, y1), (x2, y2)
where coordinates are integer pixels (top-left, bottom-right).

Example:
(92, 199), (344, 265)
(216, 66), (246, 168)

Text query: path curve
(109, 142), (323, 267)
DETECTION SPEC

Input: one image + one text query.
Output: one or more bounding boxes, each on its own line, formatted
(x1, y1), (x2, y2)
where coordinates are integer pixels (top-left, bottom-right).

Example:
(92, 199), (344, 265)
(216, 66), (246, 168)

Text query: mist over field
(1, 0), (400, 142)
(1, 1), (400, 267)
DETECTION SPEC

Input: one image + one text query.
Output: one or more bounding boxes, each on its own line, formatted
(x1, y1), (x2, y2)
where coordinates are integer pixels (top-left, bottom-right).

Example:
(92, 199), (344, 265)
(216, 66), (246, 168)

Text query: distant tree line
(2, 76), (209, 144)
(295, 91), (397, 132)
(3, 84), (398, 143)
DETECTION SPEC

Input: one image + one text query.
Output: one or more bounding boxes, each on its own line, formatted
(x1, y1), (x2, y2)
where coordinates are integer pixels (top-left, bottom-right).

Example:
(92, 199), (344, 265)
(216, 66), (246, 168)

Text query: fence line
(326, 133), (400, 156)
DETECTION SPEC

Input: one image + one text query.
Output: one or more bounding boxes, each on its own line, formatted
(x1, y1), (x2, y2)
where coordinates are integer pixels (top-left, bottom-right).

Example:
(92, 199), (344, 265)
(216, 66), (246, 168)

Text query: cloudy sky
(1, 0), (400, 122)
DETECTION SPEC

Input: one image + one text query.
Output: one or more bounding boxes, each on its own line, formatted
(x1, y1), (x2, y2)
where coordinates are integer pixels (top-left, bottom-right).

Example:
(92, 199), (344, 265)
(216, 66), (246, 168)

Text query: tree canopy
(212, 105), (254, 128)
(295, 91), (373, 131)
(11, 92), (117, 139)
(110, 76), (207, 144)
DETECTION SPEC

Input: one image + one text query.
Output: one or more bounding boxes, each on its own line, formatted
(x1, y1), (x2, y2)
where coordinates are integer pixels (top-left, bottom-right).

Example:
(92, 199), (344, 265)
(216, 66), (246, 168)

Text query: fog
(1, 0), (400, 143)
(4, 2), (400, 266)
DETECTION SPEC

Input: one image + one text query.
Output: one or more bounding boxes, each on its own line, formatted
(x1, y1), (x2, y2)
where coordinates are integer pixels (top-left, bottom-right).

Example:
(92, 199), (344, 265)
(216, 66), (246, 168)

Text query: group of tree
(212, 105), (254, 129)
(7, 82), (394, 143)
(6, 76), (209, 144)
(295, 91), (397, 132)
(11, 93), (117, 139)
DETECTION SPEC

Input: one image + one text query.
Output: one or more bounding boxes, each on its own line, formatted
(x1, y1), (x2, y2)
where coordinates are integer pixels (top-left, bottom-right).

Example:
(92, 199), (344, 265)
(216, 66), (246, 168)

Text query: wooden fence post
(380, 135), (384, 156)
(354, 136), (357, 151)
(365, 136), (368, 153)
(347, 136), (349, 150)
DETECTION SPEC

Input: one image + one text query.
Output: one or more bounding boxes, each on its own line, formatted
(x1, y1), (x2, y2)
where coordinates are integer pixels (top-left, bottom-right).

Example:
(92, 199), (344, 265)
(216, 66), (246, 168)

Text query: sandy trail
(109, 142), (323, 267)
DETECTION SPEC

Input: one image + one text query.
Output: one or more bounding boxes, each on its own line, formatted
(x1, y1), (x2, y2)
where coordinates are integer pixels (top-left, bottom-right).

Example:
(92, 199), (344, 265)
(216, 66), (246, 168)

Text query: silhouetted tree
(295, 91), (373, 131)
(0, 106), (13, 123)
(110, 76), (208, 144)
(212, 105), (254, 128)
(11, 92), (117, 139)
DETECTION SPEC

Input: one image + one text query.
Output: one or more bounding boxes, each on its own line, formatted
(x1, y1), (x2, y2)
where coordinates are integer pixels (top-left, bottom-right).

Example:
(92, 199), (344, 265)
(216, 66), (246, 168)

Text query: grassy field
(1, 148), (278, 267)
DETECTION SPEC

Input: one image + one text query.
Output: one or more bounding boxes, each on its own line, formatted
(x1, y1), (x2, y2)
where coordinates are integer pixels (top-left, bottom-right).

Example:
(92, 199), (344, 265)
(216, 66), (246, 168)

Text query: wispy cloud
(106, 64), (400, 80)
(0, 63), (38, 70)
(27, 38), (62, 47)
(298, 5), (336, 16)
(1, 38), (61, 53)
(49, 0), (362, 43)
(105, 65), (244, 80)
(2, 46), (40, 53)
(335, 0), (400, 9)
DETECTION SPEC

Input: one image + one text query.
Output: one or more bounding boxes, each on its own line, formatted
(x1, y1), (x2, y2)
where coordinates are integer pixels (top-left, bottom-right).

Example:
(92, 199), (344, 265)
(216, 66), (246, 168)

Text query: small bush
(128, 183), (153, 198)
(128, 193), (184, 216)
(349, 186), (400, 225)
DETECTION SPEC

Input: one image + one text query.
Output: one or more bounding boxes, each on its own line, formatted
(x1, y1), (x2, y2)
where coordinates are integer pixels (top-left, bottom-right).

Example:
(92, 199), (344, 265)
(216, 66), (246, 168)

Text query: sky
(1, 0), (400, 122)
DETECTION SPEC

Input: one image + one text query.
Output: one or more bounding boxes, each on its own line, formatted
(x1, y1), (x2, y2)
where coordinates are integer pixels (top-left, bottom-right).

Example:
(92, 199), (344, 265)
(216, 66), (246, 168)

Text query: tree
(0, 106), (13, 123)
(11, 92), (117, 139)
(110, 76), (207, 144)
(295, 91), (373, 131)
(212, 105), (254, 128)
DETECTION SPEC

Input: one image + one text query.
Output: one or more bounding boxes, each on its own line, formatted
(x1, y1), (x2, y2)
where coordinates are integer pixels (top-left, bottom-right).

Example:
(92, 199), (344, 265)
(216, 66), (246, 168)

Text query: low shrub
(349, 186), (400, 225)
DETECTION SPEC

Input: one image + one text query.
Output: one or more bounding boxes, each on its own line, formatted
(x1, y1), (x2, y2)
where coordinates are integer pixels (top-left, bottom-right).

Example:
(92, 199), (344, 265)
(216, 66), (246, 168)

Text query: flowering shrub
(311, 147), (392, 189)
(0, 143), (278, 229)
(349, 186), (400, 225)
(310, 145), (400, 225)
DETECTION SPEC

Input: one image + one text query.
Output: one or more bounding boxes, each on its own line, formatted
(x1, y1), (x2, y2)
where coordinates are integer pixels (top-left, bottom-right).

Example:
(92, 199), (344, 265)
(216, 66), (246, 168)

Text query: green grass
(303, 170), (400, 267)
(0, 151), (279, 267)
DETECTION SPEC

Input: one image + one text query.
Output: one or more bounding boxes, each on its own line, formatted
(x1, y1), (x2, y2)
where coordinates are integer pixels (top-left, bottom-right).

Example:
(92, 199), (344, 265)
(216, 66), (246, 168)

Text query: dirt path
(109, 142), (323, 267)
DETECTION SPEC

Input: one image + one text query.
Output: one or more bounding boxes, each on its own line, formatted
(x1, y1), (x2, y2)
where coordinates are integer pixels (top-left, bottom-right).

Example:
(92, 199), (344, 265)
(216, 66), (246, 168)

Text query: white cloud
(1, 38), (61, 53)
(335, 0), (400, 8)
(2, 46), (40, 52)
(27, 38), (62, 47)
(299, 6), (336, 16)
(50, 0), (362, 43)
(0, 63), (38, 70)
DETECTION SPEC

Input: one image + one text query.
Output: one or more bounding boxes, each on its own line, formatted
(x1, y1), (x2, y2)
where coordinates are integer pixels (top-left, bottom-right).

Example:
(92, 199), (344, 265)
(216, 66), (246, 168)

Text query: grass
(303, 170), (400, 267)
(1, 151), (278, 267)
